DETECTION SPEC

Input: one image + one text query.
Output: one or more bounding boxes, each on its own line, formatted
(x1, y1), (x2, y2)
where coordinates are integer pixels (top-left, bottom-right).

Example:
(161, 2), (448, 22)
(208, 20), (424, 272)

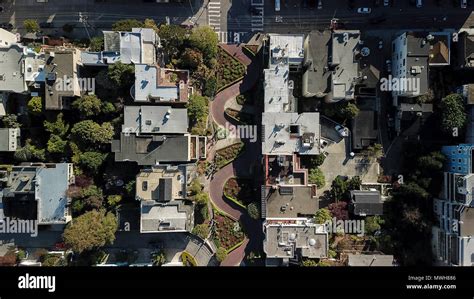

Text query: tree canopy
(112, 19), (144, 32)
(440, 93), (467, 133)
(27, 96), (42, 115)
(71, 120), (114, 146)
(63, 209), (118, 253)
(189, 26), (218, 61)
(309, 168), (325, 188)
(73, 95), (102, 118)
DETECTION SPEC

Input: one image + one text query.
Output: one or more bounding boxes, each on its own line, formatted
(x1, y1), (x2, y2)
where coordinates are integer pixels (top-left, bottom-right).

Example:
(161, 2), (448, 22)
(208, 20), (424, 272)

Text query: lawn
(212, 214), (245, 251)
(223, 177), (256, 206)
(216, 47), (246, 92)
(214, 142), (244, 169)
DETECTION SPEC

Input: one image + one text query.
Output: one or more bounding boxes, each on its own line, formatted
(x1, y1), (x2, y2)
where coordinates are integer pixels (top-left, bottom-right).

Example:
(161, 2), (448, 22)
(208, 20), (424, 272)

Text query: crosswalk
(251, 4), (264, 32)
(208, 0), (221, 33)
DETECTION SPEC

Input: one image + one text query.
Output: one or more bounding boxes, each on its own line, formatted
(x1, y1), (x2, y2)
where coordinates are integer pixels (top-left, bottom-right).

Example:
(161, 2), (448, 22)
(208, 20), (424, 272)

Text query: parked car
(384, 0), (390, 6)
(461, 0), (467, 8)
(317, 0), (323, 9)
(335, 125), (349, 137)
(0, 22), (13, 31)
(357, 7), (371, 14)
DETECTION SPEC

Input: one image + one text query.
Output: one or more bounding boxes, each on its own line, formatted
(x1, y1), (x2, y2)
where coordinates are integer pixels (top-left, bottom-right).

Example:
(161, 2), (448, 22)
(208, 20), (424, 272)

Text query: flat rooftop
(0, 44), (26, 93)
(264, 65), (292, 112)
(140, 201), (192, 233)
(302, 30), (332, 99)
(264, 186), (318, 219)
(264, 219), (328, 259)
(262, 112), (321, 155)
(269, 34), (304, 66)
(123, 106), (188, 135)
(136, 166), (187, 202)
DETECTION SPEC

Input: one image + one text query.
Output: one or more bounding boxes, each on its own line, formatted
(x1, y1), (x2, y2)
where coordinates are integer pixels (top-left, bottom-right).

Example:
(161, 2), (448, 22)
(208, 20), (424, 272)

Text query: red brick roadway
(209, 44), (263, 266)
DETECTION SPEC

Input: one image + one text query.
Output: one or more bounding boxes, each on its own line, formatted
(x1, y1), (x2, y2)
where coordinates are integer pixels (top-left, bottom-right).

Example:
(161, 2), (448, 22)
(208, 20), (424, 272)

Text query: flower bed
(225, 108), (253, 124)
(216, 47), (246, 91)
(215, 142), (244, 169)
(223, 177), (255, 207)
(212, 214), (245, 251)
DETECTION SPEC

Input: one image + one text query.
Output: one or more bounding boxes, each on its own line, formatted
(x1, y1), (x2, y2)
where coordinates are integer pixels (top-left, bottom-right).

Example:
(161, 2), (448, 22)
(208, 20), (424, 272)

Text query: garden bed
(215, 142), (244, 169)
(216, 47), (246, 92)
(212, 214), (245, 251)
(225, 108), (253, 124)
(223, 177), (256, 207)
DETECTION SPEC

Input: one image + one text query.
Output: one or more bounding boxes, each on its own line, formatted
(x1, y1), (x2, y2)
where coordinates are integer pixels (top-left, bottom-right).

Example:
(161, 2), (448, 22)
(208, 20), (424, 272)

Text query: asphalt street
(1, 0), (473, 42)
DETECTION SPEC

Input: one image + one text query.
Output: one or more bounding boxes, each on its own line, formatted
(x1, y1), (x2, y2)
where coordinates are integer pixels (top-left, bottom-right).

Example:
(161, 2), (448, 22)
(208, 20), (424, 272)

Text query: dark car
(39, 22), (53, 28)
(0, 22), (13, 31)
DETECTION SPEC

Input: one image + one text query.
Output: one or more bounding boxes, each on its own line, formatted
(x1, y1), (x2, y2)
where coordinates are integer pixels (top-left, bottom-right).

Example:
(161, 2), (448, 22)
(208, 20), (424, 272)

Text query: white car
(335, 125), (349, 137)
(357, 7), (371, 14)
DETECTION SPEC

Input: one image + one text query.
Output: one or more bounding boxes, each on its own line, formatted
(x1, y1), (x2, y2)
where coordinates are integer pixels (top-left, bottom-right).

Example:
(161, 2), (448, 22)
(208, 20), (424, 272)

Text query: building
(432, 144), (474, 265)
(112, 134), (200, 165)
(263, 219), (328, 266)
(0, 28), (17, 47)
(441, 144), (474, 175)
(391, 32), (429, 99)
(347, 254), (395, 266)
(0, 128), (20, 152)
(0, 44), (28, 94)
(44, 48), (82, 110)
(122, 105), (188, 135)
(303, 30), (366, 102)
(455, 31), (474, 69)
(261, 112), (321, 155)
(81, 28), (160, 66)
(428, 32), (451, 66)
(351, 110), (378, 150)
(262, 185), (318, 219)
(133, 65), (190, 103)
(349, 190), (384, 216)
(0, 163), (74, 226)
(268, 34), (304, 72)
(136, 165), (193, 233)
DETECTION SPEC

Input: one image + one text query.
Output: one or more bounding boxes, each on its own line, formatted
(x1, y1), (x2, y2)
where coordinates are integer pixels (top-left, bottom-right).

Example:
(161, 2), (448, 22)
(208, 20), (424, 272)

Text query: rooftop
(135, 165), (187, 202)
(140, 200), (192, 233)
(349, 190), (383, 216)
(112, 133), (191, 165)
(264, 65), (292, 112)
(351, 110), (378, 150)
(0, 44), (27, 93)
(264, 155), (306, 186)
(2, 163), (74, 225)
(302, 30), (332, 99)
(123, 105), (188, 135)
(263, 219), (328, 259)
(134, 65), (189, 103)
(269, 34), (304, 67)
(264, 186), (318, 219)
(44, 48), (82, 110)
(347, 254), (394, 266)
(262, 112), (321, 155)
(428, 32), (451, 66)
(456, 31), (474, 69)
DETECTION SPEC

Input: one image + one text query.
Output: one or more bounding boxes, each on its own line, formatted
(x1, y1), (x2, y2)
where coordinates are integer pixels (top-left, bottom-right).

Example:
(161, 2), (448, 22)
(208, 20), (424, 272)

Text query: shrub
(27, 96), (42, 115)
(247, 202), (260, 219)
(215, 247), (227, 263)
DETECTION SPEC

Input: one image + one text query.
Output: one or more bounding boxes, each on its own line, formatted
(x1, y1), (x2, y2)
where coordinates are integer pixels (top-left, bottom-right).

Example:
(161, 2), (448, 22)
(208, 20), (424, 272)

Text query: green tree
(330, 176), (348, 201)
(365, 216), (385, 235)
(2, 114), (21, 128)
(215, 247), (227, 263)
(417, 151), (445, 174)
(179, 48), (204, 70)
(203, 77), (217, 97)
(143, 18), (159, 32)
(314, 208), (332, 224)
(192, 224), (209, 239)
(44, 113), (69, 137)
(158, 24), (188, 58)
(309, 168), (325, 188)
(47, 134), (67, 154)
(14, 142), (45, 162)
(188, 179), (202, 195)
(73, 95), (102, 118)
(440, 93), (467, 133)
(112, 19), (144, 32)
(63, 209), (118, 253)
(247, 202), (260, 219)
(347, 176), (362, 191)
(187, 94), (209, 121)
(23, 19), (39, 33)
(341, 102), (360, 119)
(79, 151), (107, 174)
(27, 96), (42, 115)
(301, 259), (318, 267)
(101, 102), (116, 115)
(107, 195), (122, 208)
(71, 120), (114, 146)
(366, 143), (383, 159)
(89, 36), (104, 52)
(189, 26), (218, 61)
(311, 154), (326, 168)
(152, 251), (167, 266)
(108, 62), (135, 88)
(195, 192), (209, 205)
